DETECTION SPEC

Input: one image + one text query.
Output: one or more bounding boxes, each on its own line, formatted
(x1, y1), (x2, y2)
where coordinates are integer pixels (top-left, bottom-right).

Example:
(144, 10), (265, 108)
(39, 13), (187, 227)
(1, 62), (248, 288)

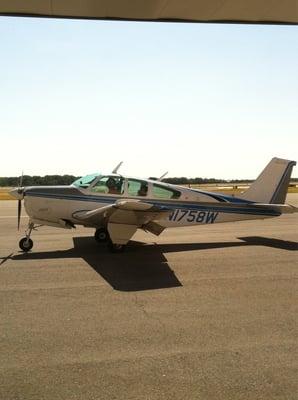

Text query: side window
(91, 176), (124, 195)
(127, 179), (148, 197)
(153, 184), (181, 199)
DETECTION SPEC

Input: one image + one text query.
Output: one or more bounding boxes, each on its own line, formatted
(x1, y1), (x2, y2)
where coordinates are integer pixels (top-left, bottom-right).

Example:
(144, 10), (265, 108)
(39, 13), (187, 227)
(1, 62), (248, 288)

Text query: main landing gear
(108, 242), (125, 253)
(94, 228), (109, 243)
(94, 228), (126, 253)
(19, 222), (35, 252)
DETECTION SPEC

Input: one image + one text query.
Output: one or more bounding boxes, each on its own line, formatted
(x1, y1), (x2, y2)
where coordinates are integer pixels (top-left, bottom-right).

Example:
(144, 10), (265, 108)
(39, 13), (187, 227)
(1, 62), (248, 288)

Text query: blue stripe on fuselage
(190, 189), (253, 204)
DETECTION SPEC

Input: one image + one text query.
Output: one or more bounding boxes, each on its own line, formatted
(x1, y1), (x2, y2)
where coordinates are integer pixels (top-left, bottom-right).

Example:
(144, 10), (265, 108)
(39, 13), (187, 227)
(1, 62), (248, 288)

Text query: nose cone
(10, 188), (24, 200)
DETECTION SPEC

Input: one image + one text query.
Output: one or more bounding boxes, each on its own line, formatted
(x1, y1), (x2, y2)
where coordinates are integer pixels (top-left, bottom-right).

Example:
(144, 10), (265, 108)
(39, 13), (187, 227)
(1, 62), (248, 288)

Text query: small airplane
(10, 157), (297, 253)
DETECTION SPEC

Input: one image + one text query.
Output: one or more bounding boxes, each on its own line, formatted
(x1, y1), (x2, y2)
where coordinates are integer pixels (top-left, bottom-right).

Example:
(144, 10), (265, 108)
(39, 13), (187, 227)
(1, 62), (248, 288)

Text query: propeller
(9, 172), (25, 230)
(17, 198), (22, 230)
(17, 172), (24, 231)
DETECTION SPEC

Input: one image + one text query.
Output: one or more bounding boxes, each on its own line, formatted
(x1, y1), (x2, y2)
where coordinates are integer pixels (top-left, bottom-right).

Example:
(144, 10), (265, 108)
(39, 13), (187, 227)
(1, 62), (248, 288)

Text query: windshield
(72, 173), (100, 188)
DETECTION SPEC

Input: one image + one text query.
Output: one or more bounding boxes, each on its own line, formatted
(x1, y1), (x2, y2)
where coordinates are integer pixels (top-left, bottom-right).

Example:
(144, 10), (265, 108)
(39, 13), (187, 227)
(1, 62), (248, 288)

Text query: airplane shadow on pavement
(9, 235), (298, 291)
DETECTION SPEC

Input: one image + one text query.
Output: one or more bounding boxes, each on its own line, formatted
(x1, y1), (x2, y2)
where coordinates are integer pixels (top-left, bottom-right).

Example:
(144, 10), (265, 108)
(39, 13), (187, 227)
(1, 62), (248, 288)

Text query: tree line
(0, 175), (79, 187)
(0, 175), (297, 187)
(160, 177), (253, 184)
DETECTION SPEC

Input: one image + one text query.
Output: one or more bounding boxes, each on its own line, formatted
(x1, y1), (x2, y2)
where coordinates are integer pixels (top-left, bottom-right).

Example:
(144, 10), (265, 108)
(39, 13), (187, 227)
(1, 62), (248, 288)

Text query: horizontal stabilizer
(252, 203), (298, 214)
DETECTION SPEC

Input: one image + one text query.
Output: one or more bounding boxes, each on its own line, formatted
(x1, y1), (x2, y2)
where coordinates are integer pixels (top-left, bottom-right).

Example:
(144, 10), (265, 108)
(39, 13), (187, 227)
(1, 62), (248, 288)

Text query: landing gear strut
(19, 222), (35, 252)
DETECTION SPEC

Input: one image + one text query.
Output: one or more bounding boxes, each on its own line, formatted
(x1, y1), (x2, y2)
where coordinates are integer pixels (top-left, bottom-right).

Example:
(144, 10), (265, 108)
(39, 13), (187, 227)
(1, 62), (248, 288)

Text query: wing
(73, 199), (171, 244)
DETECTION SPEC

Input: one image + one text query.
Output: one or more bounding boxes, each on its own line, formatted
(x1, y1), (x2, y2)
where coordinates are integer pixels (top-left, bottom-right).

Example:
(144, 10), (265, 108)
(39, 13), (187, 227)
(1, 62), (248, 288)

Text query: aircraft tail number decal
(169, 209), (219, 224)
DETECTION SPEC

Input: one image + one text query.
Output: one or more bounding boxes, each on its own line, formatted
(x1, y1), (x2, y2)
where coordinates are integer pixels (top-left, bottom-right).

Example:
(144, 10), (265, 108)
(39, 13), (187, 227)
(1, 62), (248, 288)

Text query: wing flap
(143, 221), (165, 236)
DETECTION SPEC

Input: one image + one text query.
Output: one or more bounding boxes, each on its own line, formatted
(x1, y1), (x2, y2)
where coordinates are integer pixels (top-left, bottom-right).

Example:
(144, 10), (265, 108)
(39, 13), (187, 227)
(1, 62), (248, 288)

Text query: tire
(108, 242), (125, 253)
(94, 228), (109, 243)
(19, 238), (33, 252)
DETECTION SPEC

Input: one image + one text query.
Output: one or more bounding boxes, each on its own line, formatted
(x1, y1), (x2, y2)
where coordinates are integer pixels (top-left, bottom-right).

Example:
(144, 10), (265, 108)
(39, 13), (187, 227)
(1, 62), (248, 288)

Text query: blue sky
(0, 17), (297, 179)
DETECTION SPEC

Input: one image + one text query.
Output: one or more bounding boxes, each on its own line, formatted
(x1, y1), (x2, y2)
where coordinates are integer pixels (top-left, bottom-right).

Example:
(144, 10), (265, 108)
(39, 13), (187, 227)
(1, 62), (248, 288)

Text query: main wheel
(19, 237), (33, 252)
(108, 242), (125, 253)
(94, 228), (109, 243)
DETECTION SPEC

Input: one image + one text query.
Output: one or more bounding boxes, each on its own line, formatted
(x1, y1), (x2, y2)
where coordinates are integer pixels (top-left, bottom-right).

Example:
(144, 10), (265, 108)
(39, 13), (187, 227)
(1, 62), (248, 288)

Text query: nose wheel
(19, 237), (33, 252)
(19, 222), (35, 252)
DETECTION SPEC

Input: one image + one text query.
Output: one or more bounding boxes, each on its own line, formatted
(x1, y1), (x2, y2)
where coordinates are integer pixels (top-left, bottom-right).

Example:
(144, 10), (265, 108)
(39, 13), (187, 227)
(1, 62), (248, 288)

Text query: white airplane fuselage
(22, 182), (279, 230)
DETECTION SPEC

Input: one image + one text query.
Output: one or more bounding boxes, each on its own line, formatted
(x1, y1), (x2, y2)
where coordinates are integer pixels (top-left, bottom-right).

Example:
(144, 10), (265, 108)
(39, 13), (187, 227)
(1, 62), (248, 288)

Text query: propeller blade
(17, 199), (22, 230)
(19, 171), (23, 188)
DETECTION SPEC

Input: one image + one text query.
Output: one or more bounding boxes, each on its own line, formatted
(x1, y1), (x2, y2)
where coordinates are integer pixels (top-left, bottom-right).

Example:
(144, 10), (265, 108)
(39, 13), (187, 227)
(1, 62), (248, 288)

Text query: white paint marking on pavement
(0, 216), (28, 219)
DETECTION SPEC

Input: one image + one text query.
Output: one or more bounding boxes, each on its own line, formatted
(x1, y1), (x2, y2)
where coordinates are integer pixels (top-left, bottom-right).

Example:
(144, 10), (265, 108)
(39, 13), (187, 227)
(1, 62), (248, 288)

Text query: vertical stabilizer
(239, 158), (296, 204)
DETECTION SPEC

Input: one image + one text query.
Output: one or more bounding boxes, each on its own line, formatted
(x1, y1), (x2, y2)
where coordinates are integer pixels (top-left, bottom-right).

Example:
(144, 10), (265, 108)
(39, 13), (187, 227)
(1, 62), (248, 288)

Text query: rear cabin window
(153, 184), (181, 199)
(127, 179), (148, 197)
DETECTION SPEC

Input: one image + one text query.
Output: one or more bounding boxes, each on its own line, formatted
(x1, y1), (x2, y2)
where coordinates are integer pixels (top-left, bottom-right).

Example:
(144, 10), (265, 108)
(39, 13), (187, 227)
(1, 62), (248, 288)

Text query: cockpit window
(91, 176), (124, 195)
(127, 179), (148, 197)
(72, 173), (99, 188)
(152, 184), (181, 199)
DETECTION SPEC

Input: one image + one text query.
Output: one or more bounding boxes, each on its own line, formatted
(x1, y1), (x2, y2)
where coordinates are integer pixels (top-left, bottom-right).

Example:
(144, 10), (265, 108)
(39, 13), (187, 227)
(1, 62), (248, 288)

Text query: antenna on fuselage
(112, 161), (123, 174)
(158, 171), (168, 181)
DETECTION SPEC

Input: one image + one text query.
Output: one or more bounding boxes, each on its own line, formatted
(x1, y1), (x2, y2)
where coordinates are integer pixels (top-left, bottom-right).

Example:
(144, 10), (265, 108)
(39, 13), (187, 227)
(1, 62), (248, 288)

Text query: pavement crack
(133, 293), (167, 333)
(133, 293), (150, 318)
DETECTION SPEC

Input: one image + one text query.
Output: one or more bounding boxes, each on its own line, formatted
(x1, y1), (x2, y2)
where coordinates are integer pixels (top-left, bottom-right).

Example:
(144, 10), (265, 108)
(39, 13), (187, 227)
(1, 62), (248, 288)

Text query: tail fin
(239, 158), (296, 204)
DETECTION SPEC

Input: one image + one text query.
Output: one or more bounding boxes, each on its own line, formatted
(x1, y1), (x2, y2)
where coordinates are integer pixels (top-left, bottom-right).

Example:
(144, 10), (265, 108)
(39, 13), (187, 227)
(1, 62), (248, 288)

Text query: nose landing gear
(19, 222), (35, 252)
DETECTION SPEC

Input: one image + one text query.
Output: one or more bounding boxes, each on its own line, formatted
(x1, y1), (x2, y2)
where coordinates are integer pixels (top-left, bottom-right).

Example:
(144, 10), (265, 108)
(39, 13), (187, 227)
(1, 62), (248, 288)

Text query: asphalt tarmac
(0, 196), (297, 400)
